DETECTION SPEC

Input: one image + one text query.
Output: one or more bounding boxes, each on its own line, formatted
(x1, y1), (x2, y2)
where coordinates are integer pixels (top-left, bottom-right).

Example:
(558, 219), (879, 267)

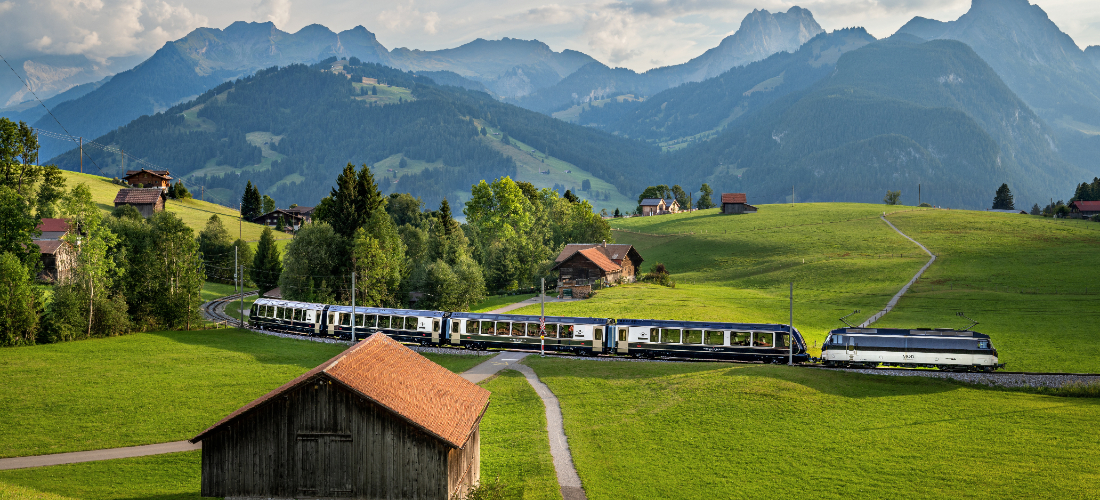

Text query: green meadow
(526, 357), (1100, 499)
(513, 203), (1100, 372)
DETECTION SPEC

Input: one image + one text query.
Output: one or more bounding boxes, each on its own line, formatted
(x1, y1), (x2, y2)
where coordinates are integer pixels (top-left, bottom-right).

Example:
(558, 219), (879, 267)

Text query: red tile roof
(37, 218), (70, 233)
(191, 333), (490, 448)
(114, 188), (165, 205)
(1071, 200), (1100, 211)
(554, 243), (639, 263)
(572, 247), (622, 273)
(722, 193), (747, 204)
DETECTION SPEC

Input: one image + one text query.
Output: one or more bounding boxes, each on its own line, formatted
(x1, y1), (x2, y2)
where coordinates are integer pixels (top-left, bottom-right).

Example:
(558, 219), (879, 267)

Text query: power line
(0, 51), (106, 174)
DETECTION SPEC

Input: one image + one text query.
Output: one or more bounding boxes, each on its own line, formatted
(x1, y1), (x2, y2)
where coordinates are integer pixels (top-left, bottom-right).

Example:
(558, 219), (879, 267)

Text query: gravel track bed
(824, 367), (1100, 388)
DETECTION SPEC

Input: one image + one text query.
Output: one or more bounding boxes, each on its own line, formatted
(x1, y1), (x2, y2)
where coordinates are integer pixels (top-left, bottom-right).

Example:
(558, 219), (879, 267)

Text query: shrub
(453, 478), (506, 500)
(640, 262), (675, 287)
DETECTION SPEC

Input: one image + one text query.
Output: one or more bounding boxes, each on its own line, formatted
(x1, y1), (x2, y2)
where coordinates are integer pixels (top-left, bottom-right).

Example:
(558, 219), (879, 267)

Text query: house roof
(576, 248), (621, 272)
(639, 198), (664, 206)
(34, 240), (66, 254)
(114, 188), (165, 205)
(191, 333), (490, 448)
(286, 206), (314, 215)
(722, 193), (748, 204)
(123, 169), (172, 180)
(37, 218), (70, 233)
(1071, 200), (1100, 211)
(251, 208), (306, 222)
(554, 243), (642, 264)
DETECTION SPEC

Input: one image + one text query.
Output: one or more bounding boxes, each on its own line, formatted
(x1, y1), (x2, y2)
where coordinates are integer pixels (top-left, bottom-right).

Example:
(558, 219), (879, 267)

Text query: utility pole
(234, 246), (240, 327)
(239, 262), (245, 329)
(79, 137), (83, 174)
(540, 278), (546, 357)
(121, 148), (124, 173)
(351, 272), (357, 342)
(918, 183), (921, 206)
(792, 185), (795, 205)
(789, 282), (793, 366)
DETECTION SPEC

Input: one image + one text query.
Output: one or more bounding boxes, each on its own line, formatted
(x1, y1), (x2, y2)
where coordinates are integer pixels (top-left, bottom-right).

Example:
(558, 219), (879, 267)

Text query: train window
(477, 321), (490, 335)
(978, 340), (989, 349)
(594, 328), (604, 341)
(776, 333), (790, 348)
(365, 315), (377, 327)
(403, 317), (414, 330)
(465, 320), (480, 334)
(433, 319), (440, 333)
(293, 309), (302, 321)
(274, 307), (283, 319)
(661, 329), (681, 343)
(834, 335), (844, 345)
(649, 328), (658, 342)
(377, 316), (390, 329)
(328, 313), (335, 324)
(754, 332), (773, 347)
(354, 314), (365, 327)
(496, 322), (510, 336)
(511, 323), (525, 336)
(560, 325), (574, 339)
(704, 331), (724, 345)
(340, 314), (350, 326)
(527, 323), (541, 337)
(545, 324), (557, 338)
(731, 332), (750, 346)
(684, 329), (702, 344)
(399, 317), (410, 330)
(618, 329), (628, 342)
(452, 320), (459, 334)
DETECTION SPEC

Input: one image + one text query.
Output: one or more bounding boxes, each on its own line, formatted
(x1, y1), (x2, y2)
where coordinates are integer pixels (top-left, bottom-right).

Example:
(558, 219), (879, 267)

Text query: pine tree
(314, 163), (383, 239)
(241, 181), (262, 220)
(1030, 203), (1041, 215)
(253, 227), (282, 295)
(992, 183), (1014, 210)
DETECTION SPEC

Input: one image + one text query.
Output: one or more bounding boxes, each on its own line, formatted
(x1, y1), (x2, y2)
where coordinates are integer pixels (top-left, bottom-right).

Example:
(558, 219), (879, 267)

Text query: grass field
(510, 203), (1100, 372)
(0, 330), (483, 458)
(526, 356), (1100, 499)
(470, 293), (538, 313)
(479, 370), (560, 499)
(0, 452), (200, 500)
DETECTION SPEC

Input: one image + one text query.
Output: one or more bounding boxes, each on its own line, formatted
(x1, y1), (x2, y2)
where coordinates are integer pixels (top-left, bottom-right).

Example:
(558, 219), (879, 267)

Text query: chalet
(286, 205), (315, 224)
(191, 333), (490, 499)
(36, 218), (71, 240)
(123, 169), (172, 189)
(251, 209), (307, 232)
(553, 242), (644, 299)
(113, 188), (167, 217)
(1070, 200), (1100, 218)
(33, 240), (75, 283)
(639, 198), (681, 216)
(721, 193), (758, 215)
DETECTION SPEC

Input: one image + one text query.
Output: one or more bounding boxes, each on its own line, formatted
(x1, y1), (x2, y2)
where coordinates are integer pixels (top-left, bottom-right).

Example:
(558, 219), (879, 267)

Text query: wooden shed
(553, 242), (643, 298)
(123, 169), (172, 189)
(721, 193), (758, 215)
(190, 333), (490, 499)
(113, 188), (167, 217)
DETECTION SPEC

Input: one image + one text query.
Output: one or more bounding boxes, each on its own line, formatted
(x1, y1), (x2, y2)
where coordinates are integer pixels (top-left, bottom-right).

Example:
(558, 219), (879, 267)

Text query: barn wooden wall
(200, 375), (470, 499)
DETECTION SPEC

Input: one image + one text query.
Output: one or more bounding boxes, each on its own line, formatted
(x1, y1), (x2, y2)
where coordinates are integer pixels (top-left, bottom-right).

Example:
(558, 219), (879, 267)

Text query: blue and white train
(820, 327), (1004, 372)
(248, 297), (812, 362)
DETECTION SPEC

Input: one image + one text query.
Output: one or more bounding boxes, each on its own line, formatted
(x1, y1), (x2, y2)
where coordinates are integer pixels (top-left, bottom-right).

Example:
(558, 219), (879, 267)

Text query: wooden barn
(721, 193), (758, 214)
(553, 242), (644, 298)
(190, 333), (490, 499)
(113, 188), (167, 217)
(123, 169), (172, 189)
(250, 208), (308, 232)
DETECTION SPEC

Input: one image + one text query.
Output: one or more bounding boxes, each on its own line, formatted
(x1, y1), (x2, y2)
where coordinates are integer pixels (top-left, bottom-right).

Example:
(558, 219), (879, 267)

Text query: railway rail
(200, 291), (258, 326)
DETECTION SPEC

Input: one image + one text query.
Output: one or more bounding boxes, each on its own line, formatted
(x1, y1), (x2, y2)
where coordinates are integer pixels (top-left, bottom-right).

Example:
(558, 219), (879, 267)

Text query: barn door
(297, 433), (354, 497)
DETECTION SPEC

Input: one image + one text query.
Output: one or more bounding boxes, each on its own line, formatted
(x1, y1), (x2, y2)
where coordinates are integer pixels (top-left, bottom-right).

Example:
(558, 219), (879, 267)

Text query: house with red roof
(552, 241), (644, 298)
(1070, 200), (1100, 218)
(721, 193), (758, 214)
(32, 219), (76, 282)
(113, 188), (166, 217)
(191, 333), (490, 499)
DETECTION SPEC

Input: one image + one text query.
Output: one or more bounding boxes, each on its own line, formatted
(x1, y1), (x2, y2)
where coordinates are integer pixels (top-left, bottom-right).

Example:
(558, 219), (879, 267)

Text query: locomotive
(820, 327), (1004, 372)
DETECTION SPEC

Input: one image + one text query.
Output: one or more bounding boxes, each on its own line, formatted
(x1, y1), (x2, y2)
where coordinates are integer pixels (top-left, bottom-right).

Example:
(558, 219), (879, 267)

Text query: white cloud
(378, 0), (442, 35)
(0, 0), (208, 62)
(253, 0), (291, 28)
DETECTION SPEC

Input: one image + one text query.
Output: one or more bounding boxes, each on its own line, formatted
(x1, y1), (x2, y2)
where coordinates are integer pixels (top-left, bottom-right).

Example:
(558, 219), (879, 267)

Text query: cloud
(0, 0), (208, 62)
(378, 0), (442, 35)
(253, 0), (291, 28)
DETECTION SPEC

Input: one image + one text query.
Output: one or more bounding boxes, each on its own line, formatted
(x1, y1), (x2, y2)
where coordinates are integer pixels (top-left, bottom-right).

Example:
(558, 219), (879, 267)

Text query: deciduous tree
(0, 252), (42, 346)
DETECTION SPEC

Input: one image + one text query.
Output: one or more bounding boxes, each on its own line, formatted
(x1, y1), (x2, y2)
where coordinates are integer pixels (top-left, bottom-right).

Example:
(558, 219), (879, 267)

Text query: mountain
(0, 76), (109, 125)
(513, 7), (823, 114)
(670, 37), (1088, 208)
(576, 28), (875, 144)
(0, 53), (143, 109)
(46, 60), (660, 211)
(32, 22), (391, 157)
(895, 0), (1100, 175)
(1087, 46), (1100, 70)
(389, 38), (597, 98)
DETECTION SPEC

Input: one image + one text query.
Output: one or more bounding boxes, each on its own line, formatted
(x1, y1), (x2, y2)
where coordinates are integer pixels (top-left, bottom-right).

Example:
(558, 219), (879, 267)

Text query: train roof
(254, 297), (329, 310)
(327, 305), (445, 317)
(616, 318), (794, 332)
(450, 311), (608, 325)
(828, 327), (989, 338)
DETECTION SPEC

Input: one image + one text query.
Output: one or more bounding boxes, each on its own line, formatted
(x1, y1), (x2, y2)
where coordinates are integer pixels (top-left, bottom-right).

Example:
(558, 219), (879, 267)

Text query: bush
(919, 202), (932, 207)
(640, 262), (675, 287)
(1091, 214), (1100, 222)
(453, 478), (506, 500)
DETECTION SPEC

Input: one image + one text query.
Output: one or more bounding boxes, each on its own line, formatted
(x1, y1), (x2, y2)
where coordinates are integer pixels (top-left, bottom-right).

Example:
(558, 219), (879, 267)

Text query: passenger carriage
(324, 306), (446, 343)
(447, 312), (613, 354)
(821, 327), (1003, 371)
(250, 298), (329, 335)
(614, 318), (811, 362)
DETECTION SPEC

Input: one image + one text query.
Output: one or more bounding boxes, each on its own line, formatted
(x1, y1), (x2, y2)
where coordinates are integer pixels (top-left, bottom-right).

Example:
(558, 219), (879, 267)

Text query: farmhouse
(191, 333), (490, 499)
(553, 242), (644, 298)
(251, 208), (308, 232)
(123, 169), (172, 189)
(286, 205), (315, 224)
(113, 188), (167, 217)
(33, 240), (75, 283)
(1070, 200), (1100, 218)
(721, 193), (758, 214)
(639, 198), (681, 216)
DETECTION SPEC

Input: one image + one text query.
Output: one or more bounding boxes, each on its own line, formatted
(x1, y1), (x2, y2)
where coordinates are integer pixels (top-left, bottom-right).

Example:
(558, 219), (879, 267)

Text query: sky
(2, 0), (1099, 73)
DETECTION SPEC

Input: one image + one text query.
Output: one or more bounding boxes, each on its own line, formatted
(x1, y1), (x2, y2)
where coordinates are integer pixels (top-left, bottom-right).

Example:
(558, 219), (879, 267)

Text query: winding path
(859, 215), (936, 327)
(512, 364), (587, 500)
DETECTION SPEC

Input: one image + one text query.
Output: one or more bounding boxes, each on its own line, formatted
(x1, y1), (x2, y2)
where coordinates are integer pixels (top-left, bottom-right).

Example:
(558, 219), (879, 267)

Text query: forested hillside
(48, 59), (661, 210)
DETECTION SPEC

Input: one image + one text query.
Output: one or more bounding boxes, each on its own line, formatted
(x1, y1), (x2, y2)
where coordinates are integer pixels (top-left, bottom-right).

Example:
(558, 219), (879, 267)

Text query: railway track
(200, 291), (259, 326)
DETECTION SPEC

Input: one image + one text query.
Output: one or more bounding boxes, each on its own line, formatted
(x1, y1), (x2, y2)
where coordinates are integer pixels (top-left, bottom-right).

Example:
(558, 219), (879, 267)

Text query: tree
(351, 215), (405, 307)
(563, 190), (578, 203)
(480, 127), (487, 136)
(399, 157), (408, 169)
(696, 183), (715, 209)
(0, 252), (42, 346)
(253, 227), (282, 295)
(275, 215), (286, 232)
(279, 222), (342, 303)
(241, 181), (262, 220)
(314, 163), (383, 239)
(386, 193), (423, 227)
(262, 194), (275, 214)
(233, 238), (254, 286)
(884, 190), (901, 205)
(0, 185), (39, 271)
(992, 183), (1014, 210)
(671, 185), (689, 209)
(147, 211), (205, 330)
(581, 179), (591, 192)
(613, 207), (621, 217)
(1030, 203), (1041, 215)
(198, 215), (234, 283)
(636, 185), (670, 212)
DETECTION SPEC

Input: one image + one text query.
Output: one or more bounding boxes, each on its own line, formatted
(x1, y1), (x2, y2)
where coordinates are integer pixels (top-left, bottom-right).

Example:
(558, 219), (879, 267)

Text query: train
(247, 298), (1005, 371)
(248, 298), (811, 363)
(820, 327), (1004, 372)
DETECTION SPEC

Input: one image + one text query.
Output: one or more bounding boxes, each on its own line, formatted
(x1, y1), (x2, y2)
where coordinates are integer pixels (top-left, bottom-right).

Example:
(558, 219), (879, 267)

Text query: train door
(616, 327), (629, 354)
(593, 326), (605, 354)
(846, 336), (856, 361)
(432, 318), (441, 344)
(451, 319), (461, 344)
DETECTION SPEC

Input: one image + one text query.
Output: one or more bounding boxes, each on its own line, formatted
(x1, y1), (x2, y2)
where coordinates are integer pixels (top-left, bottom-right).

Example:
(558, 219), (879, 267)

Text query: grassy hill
(59, 170), (292, 247)
(512, 203), (1100, 372)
